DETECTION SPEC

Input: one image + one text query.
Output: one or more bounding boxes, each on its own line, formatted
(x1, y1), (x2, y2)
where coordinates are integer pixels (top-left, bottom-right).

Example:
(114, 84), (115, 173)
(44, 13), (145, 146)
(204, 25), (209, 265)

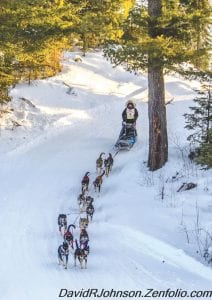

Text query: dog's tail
(100, 152), (105, 158)
(100, 170), (105, 178)
(75, 239), (79, 249)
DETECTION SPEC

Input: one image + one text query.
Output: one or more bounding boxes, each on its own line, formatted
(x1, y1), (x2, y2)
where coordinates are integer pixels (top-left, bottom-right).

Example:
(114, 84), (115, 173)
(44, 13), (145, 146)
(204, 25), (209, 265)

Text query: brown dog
(79, 217), (89, 229)
(93, 171), (105, 193)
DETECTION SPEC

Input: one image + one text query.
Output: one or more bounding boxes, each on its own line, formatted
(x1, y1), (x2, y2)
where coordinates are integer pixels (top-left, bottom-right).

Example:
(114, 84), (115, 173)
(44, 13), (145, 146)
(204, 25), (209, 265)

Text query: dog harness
(64, 231), (73, 241)
(82, 176), (89, 185)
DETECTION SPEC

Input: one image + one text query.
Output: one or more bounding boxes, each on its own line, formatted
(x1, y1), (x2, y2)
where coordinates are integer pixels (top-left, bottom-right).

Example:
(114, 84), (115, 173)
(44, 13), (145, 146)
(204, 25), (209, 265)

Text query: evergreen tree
(197, 128), (212, 167)
(0, 0), (79, 101)
(104, 0), (211, 171)
(74, 0), (135, 55)
(184, 76), (212, 167)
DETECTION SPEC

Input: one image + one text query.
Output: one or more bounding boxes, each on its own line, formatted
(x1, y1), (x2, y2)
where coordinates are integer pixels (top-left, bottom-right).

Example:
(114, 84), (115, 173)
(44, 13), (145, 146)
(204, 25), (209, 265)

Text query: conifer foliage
(0, 0), (79, 102)
(0, 0), (133, 103)
(184, 75), (212, 168)
(104, 0), (211, 171)
(74, 0), (135, 55)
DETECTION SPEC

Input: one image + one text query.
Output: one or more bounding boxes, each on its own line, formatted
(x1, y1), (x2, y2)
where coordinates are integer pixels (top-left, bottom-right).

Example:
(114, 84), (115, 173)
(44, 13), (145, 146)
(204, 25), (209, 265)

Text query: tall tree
(147, 0), (168, 170)
(104, 0), (211, 171)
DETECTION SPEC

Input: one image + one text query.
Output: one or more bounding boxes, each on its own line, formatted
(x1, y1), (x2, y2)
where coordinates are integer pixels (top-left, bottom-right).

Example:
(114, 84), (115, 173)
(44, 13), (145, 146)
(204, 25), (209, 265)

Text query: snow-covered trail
(0, 52), (212, 300)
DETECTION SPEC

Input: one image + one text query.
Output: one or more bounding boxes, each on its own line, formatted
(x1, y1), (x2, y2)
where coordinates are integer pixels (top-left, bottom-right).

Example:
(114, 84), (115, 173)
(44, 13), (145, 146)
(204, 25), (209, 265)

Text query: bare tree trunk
(82, 33), (87, 57)
(148, 65), (168, 170)
(147, 0), (168, 171)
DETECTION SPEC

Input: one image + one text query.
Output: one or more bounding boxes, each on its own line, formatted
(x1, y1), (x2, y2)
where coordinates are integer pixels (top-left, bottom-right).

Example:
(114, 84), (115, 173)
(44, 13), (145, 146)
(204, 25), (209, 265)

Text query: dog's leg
(79, 257), (83, 269)
(60, 257), (65, 267)
(58, 257), (62, 265)
(60, 225), (63, 236)
(64, 255), (68, 269)
(85, 258), (87, 269)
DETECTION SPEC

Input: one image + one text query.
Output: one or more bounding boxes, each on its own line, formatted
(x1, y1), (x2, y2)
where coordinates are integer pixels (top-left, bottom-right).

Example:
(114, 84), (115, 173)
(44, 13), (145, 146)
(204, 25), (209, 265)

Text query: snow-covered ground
(0, 52), (212, 300)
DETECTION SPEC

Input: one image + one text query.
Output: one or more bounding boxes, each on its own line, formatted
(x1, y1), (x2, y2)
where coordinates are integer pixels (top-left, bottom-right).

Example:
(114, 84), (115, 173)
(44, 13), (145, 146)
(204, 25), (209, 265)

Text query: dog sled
(114, 123), (137, 151)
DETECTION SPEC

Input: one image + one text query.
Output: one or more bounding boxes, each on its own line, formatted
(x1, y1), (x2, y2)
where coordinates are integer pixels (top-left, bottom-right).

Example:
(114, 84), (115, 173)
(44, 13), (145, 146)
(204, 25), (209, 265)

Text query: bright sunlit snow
(0, 52), (212, 300)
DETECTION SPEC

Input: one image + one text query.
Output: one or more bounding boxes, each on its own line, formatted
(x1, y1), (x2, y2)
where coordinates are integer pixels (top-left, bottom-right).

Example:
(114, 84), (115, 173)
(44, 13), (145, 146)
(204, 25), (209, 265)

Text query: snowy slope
(0, 52), (212, 300)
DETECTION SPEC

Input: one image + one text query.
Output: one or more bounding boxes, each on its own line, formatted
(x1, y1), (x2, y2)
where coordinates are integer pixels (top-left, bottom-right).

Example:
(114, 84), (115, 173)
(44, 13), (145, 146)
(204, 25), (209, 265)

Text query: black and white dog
(77, 193), (86, 211)
(86, 203), (95, 221)
(74, 240), (89, 269)
(58, 242), (69, 269)
(85, 196), (94, 207)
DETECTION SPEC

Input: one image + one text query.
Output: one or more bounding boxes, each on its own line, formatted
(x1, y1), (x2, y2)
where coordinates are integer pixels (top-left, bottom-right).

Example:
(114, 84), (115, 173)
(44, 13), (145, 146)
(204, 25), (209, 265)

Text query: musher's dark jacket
(122, 107), (138, 124)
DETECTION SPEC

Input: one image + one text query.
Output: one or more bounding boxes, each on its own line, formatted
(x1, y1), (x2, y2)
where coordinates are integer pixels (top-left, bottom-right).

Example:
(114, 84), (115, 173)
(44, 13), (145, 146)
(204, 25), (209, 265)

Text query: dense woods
(0, 0), (132, 103)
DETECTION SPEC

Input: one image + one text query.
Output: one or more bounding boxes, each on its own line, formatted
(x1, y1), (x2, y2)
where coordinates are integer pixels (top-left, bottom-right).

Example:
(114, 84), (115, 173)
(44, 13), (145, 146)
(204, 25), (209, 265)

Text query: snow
(0, 52), (212, 300)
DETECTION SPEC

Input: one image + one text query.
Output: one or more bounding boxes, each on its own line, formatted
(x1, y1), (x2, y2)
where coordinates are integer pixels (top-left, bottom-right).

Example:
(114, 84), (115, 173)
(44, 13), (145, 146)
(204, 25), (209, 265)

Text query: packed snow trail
(0, 52), (212, 300)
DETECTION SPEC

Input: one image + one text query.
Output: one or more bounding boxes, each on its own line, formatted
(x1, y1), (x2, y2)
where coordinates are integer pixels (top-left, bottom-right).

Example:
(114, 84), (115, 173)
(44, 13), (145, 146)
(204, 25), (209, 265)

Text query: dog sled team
(57, 151), (114, 270)
(57, 100), (138, 270)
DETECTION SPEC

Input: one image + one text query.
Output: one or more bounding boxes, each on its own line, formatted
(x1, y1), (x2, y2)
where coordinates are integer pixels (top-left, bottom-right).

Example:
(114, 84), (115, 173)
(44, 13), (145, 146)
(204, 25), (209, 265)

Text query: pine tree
(184, 77), (212, 167)
(0, 0), (79, 101)
(74, 0), (135, 55)
(197, 129), (212, 167)
(104, 0), (211, 170)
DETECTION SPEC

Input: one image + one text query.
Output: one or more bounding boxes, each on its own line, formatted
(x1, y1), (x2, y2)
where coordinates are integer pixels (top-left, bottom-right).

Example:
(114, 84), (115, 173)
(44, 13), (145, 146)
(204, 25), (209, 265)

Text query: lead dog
(58, 242), (69, 269)
(74, 240), (89, 269)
